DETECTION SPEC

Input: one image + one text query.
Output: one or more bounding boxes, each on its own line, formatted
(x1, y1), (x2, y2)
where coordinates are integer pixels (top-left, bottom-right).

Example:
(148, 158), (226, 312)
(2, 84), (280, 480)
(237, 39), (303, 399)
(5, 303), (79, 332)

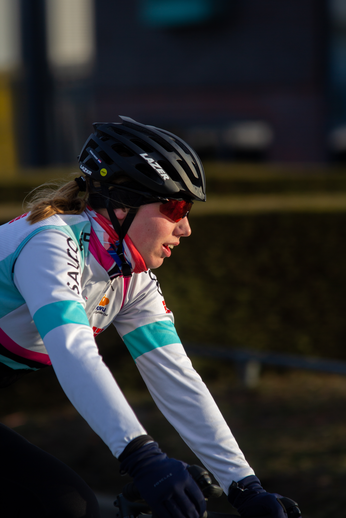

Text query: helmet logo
(100, 168), (108, 176)
(140, 153), (169, 181)
(79, 164), (92, 175)
(90, 149), (102, 163)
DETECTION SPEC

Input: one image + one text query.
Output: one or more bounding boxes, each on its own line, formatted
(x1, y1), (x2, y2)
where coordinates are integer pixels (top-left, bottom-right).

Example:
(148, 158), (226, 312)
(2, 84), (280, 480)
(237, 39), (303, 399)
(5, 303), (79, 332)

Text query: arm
(15, 234), (208, 518)
(116, 273), (299, 517)
(13, 230), (146, 457)
(129, 333), (254, 492)
(115, 271), (254, 492)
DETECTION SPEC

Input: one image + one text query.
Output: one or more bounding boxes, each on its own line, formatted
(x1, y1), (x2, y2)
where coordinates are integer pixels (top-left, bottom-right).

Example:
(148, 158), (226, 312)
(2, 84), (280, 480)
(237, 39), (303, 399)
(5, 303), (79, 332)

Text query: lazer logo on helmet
(79, 164), (92, 176)
(140, 153), (170, 181)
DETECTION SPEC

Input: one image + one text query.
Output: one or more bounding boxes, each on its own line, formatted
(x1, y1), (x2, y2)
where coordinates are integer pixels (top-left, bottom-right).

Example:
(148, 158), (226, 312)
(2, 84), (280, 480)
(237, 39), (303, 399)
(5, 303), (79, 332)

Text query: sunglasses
(159, 199), (193, 222)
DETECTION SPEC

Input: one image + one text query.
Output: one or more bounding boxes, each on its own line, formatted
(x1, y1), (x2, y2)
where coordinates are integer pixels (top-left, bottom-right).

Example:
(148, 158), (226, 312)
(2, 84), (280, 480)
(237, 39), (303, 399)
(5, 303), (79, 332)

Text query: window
(138, 0), (225, 28)
(46, 0), (95, 72)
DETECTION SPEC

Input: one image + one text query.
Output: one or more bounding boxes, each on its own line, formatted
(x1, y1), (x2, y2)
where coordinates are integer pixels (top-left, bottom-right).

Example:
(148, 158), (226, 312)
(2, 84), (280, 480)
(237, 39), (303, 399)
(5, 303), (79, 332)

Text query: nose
(175, 216), (192, 237)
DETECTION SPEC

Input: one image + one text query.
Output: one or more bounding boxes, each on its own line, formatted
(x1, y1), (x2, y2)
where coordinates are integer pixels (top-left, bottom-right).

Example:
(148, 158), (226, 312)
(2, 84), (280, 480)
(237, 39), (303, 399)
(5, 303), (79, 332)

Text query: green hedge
(0, 168), (76, 204)
(1, 163), (346, 201)
(3, 164), (346, 360)
(203, 163), (346, 194)
(157, 212), (346, 360)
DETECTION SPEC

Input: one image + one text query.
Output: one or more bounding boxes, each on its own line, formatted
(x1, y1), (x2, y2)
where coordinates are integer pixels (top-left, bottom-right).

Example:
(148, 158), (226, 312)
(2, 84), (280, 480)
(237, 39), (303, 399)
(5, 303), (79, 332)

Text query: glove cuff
(119, 438), (165, 477)
(228, 475), (263, 505)
(118, 435), (154, 462)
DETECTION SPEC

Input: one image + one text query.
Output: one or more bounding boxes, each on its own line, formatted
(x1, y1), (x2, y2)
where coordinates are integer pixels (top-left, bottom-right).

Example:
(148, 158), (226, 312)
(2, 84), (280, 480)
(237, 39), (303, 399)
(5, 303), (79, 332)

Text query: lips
(162, 243), (177, 257)
(162, 244), (171, 256)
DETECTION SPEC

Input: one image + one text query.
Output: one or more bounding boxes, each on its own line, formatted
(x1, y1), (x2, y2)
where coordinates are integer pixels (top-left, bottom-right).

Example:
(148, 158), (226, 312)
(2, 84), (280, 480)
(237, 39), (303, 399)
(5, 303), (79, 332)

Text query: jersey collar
(85, 206), (147, 276)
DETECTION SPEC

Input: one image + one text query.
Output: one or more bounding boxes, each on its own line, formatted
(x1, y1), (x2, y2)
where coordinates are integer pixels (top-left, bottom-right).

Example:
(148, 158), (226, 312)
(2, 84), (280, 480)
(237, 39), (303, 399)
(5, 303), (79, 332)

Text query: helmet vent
(108, 126), (134, 138)
(178, 158), (198, 183)
(172, 138), (191, 156)
(86, 158), (98, 172)
(88, 139), (98, 150)
(135, 163), (164, 183)
(98, 149), (114, 165)
(100, 135), (111, 142)
(130, 138), (154, 154)
(111, 143), (135, 157)
(149, 134), (173, 153)
(157, 160), (180, 183)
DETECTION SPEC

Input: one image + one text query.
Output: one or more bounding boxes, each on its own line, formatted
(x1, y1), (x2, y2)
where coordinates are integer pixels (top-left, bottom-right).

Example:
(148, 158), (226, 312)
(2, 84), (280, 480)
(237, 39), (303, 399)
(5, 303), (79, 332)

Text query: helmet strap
(101, 185), (135, 278)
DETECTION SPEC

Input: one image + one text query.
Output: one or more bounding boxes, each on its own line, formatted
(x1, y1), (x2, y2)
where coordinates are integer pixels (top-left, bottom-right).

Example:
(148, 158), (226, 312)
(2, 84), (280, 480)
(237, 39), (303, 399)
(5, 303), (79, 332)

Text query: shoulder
(122, 269), (173, 318)
(130, 269), (164, 295)
(0, 211), (91, 274)
(1, 211), (90, 241)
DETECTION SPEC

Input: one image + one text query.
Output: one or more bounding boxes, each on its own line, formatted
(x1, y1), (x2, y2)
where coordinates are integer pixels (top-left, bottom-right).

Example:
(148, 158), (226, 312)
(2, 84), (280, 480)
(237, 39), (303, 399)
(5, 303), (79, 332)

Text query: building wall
(93, 0), (328, 162)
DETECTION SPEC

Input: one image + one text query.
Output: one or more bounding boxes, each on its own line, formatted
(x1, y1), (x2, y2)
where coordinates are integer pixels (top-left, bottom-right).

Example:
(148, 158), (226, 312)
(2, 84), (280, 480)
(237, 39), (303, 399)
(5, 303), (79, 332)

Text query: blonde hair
(26, 177), (89, 225)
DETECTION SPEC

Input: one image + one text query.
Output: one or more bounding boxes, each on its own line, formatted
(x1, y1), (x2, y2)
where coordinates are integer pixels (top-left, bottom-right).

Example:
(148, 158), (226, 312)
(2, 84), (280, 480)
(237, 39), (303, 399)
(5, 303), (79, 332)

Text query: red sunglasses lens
(159, 199), (193, 222)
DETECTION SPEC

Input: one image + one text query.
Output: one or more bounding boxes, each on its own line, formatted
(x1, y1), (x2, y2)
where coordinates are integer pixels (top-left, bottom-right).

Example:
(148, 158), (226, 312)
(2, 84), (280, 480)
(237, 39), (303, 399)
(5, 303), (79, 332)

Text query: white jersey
(0, 208), (254, 492)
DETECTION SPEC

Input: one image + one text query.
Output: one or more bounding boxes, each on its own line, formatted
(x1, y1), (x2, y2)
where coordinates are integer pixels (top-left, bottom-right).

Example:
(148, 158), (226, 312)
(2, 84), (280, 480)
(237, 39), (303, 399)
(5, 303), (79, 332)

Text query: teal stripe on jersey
(123, 320), (181, 360)
(33, 300), (90, 339)
(0, 354), (36, 371)
(0, 253), (26, 318)
(0, 221), (90, 320)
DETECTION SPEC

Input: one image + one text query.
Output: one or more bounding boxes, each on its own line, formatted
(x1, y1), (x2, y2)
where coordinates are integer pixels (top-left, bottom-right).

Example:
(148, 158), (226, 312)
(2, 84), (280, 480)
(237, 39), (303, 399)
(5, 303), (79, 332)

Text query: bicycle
(113, 465), (302, 518)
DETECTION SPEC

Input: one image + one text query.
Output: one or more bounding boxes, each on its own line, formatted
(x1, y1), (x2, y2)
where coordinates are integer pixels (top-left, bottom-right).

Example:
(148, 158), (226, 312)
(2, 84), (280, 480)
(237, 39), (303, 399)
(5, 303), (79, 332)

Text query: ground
(1, 356), (345, 518)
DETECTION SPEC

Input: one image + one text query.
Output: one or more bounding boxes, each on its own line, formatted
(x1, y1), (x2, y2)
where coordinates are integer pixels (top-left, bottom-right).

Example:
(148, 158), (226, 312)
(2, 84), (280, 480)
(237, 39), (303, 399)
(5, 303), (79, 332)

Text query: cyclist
(0, 117), (298, 518)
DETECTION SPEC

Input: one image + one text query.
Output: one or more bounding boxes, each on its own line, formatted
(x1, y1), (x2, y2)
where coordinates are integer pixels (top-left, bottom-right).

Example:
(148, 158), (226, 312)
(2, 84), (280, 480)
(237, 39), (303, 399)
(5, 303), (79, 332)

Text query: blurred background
(1, 0), (346, 169)
(1, 1), (346, 517)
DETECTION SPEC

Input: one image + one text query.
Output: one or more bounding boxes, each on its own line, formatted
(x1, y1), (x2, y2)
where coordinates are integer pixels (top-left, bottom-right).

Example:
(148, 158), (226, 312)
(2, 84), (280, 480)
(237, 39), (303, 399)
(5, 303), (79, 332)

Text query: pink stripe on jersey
(121, 276), (131, 309)
(86, 207), (147, 274)
(0, 328), (52, 365)
(125, 234), (147, 274)
(88, 227), (114, 271)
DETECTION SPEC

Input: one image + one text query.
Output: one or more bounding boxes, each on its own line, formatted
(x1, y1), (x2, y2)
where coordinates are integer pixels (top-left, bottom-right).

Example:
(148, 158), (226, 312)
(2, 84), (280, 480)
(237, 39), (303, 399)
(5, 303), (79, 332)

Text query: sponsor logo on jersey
(66, 238), (80, 295)
(93, 326), (104, 337)
(162, 301), (171, 314)
(95, 295), (109, 315)
(140, 153), (170, 181)
(148, 270), (163, 296)
(9, 213), (28, 224)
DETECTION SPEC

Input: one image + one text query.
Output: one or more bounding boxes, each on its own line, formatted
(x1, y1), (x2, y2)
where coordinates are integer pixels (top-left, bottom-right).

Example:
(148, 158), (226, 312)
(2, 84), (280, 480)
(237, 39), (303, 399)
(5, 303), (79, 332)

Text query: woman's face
(98, 202), (192, 269)
(126, 202), (192, 269)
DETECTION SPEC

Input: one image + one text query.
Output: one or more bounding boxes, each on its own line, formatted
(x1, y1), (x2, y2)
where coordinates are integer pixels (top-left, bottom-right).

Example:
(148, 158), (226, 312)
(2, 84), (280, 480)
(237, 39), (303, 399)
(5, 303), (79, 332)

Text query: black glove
(228, 475), (301, 518)
(119, 437), (206, 518)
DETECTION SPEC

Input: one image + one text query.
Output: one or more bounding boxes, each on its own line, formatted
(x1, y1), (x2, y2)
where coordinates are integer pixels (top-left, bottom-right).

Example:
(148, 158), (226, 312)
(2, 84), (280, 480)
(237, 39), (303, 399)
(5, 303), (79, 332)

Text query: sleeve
(13, 230), (146, 457)
(114, 271), (255, 493)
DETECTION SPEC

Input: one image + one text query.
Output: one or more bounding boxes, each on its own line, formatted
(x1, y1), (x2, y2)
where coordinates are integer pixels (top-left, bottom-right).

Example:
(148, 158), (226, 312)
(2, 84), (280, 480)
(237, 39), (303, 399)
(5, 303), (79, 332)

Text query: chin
(147, 258), (164, 270)
(148, 263), (161, 270)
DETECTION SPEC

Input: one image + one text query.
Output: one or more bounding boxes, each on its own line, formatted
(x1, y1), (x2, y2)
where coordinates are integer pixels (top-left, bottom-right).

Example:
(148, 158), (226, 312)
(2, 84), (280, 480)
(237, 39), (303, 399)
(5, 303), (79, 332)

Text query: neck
(86, 206), (147, 275)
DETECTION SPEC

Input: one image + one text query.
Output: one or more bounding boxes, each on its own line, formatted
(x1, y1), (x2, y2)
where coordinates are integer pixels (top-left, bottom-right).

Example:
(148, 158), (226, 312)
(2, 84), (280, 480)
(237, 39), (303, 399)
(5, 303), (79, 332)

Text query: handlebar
(115, 493), (238, 518)
(113, 465), (301, 518)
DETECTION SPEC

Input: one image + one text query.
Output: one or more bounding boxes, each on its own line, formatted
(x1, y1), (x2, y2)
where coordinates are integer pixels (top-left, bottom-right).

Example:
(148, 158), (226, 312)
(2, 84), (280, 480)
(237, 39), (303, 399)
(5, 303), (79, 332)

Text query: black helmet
(78, 116), (206, 202)
(77, 116), (206, 278)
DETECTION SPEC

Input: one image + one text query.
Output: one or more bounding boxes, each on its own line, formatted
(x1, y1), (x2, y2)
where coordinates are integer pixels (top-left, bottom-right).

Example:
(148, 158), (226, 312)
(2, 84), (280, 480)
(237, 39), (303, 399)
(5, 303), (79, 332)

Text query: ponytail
(26, 177), (89, 224)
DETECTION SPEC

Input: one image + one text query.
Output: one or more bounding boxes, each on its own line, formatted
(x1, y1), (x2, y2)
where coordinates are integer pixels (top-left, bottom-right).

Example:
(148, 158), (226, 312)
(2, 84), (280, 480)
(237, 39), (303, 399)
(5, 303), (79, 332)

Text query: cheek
(128, 212), (174, 257)
(128, 221), (155, 254)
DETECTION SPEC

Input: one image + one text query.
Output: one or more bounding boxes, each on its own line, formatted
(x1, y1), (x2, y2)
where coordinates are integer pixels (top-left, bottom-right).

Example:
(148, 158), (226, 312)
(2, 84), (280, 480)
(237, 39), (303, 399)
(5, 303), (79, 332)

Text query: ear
(114, 207), (129, 222)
